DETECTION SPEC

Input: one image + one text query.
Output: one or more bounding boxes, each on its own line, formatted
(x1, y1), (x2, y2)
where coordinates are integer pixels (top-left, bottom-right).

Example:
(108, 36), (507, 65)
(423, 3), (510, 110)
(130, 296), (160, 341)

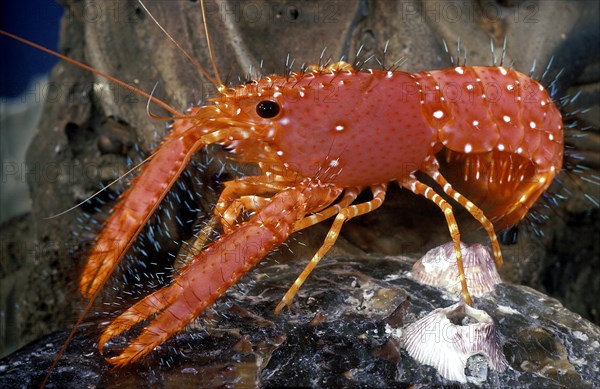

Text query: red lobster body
(77, 63), (564, 365)
(267, 66), (563, 229)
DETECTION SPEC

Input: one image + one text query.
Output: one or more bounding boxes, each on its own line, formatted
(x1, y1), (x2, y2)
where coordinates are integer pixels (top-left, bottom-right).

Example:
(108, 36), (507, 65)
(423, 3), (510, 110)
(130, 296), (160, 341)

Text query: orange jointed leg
(423, 160), (503, 267)
(293, 187), (362, 232)
(222, 195), (272, 226)
(401, 177), (473, 305)
(214, 177), (287, 231)
(275, 184), (387, 314)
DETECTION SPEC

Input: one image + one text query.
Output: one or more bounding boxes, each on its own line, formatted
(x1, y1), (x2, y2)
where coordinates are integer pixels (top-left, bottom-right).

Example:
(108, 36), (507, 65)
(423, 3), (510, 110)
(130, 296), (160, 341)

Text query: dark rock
(1, 255), (599, 387)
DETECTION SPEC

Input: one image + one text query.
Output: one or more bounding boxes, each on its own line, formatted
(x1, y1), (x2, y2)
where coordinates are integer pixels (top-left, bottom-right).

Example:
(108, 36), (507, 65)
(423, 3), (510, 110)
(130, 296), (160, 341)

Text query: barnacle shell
(411, 242), (502, 297)
(399, 303), (508, 383)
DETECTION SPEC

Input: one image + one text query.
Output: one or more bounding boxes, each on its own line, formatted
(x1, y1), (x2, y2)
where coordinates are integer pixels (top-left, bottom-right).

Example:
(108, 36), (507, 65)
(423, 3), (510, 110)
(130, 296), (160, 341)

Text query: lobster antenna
(48, 83), (186, 219)
(137, 0), (222, 90)
(0, 30), (180, 117)
(200, 0), (225, 91)
(43, 155), (155, 219)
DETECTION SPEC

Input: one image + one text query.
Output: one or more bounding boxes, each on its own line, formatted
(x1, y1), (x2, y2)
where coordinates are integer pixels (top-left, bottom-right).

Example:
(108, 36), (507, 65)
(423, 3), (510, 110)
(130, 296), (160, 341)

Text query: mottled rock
(1, 255), (599, 388)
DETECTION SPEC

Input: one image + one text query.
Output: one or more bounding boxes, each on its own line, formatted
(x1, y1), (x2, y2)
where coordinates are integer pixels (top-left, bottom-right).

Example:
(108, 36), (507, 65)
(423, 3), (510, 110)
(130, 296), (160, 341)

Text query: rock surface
(1, 254), (599, 388)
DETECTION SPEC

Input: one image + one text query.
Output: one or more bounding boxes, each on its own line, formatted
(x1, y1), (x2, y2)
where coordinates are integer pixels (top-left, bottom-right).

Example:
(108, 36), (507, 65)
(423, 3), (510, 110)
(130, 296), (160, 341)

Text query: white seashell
(411, 242), (502, 297)
(399, 303), (508, 383)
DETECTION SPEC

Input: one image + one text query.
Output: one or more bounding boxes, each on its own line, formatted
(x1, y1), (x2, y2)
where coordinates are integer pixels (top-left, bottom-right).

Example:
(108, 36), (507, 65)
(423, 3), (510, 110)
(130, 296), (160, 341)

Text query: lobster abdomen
(417, 66), (564, 229)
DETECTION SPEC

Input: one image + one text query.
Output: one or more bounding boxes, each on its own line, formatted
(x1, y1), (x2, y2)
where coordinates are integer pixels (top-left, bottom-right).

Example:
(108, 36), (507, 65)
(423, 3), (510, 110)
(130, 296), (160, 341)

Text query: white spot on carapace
(539, 176), (546, 183)
(329, 159), (340, 167)
(519, 194), (527, 203)
(420, 100), (425, 104)
(276, 150), (284, 156)
(503, 115), (511, 123)
(498, 143), (505, 151)
(498, 67), (508, 75)
(551, 165), (556, 172)
(387, 71), (393, 78)
(464, 143), (473, 153)
(541, 100), (546, 106)
(433, 110), (444, 119)
(299, 91), (305, 97)
(335, 125), (345, 131)
(280, 118), (290, 125)
(472, 120), (479, 126)
(517, 96), (522, 101)
(482, 94), (487, 99)
(506, 84), (514, 91)
(539, 84), (544, 91)
(529, 121), (536, 128)
(516, 147), (523, 154)
(236, 108), (242, 115)
(273, 92), (282, 98)
(476, 78), (481, 82)
(466, 84), (473, 90)
(455, 67), (464, 75)
(441, 97), (445, 101)
(549, 133), (554, 141)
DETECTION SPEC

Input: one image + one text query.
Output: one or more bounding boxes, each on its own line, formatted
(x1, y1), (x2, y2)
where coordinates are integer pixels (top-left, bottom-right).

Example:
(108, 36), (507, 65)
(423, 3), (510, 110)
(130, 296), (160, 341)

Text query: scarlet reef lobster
(84, 40), (562, 367)
(1, 0), (566, 382)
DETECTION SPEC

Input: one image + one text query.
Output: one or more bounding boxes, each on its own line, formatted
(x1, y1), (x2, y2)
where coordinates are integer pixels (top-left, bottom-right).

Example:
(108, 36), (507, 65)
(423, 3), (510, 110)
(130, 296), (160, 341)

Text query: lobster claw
(98, 183), (339, 365)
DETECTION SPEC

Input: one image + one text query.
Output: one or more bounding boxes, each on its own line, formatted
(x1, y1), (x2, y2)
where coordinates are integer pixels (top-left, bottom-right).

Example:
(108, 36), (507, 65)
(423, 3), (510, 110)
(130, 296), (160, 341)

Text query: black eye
(256, 100), (280, 118)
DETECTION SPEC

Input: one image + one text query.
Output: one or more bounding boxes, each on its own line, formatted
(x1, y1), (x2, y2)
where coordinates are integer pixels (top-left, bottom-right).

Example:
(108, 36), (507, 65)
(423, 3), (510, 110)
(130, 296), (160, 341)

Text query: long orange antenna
(200, 0), (225, 92)
(0, 30), (181, 117)
(137, 0), (223, 91)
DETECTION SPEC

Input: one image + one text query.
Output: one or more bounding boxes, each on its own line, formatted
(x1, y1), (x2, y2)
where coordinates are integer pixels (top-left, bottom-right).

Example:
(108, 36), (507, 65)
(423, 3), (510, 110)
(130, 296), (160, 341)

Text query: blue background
(1, 2), (64, 97)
